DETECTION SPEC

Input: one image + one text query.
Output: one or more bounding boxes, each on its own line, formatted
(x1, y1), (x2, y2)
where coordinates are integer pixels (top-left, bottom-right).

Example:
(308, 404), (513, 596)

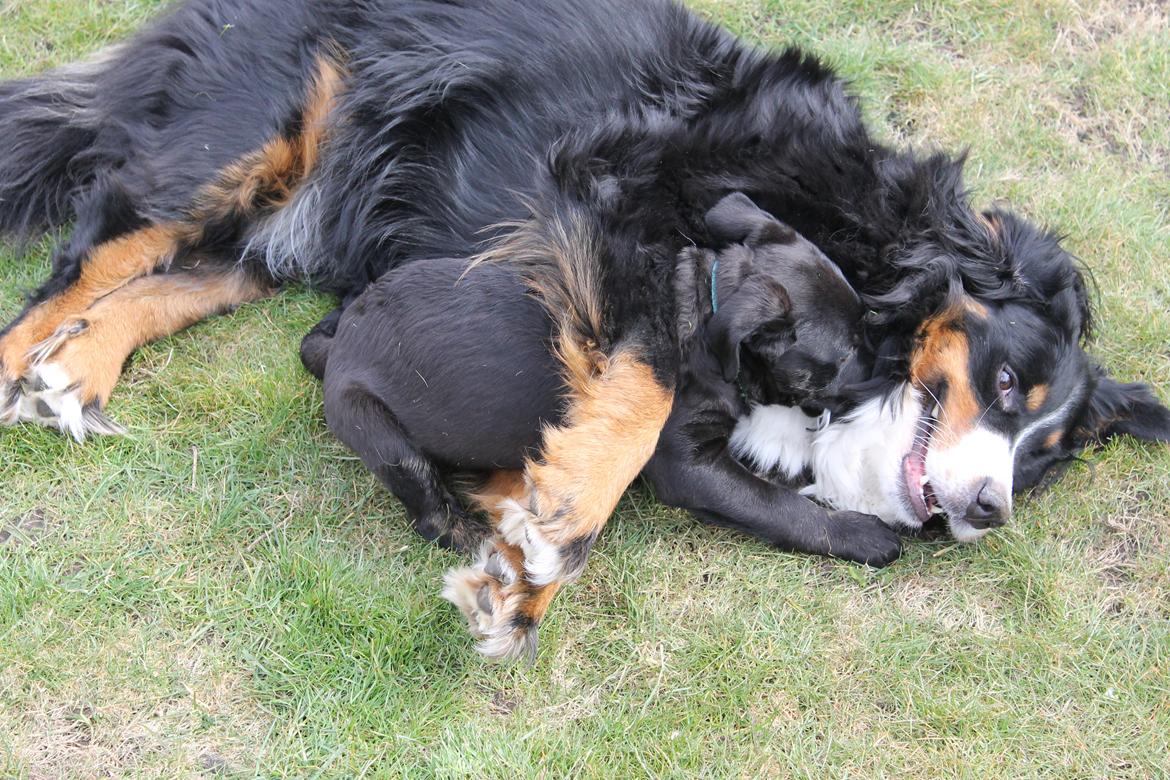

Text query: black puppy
(690, 192), (867, 414)
(645, 193), (890, 562)
(303, 193), (900, 564)
(302, 258), (563, 551)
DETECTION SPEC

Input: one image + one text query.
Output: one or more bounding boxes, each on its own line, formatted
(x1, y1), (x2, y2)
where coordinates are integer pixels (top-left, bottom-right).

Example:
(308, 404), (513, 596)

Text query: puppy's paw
(441, 544), (538, 662)
(827, 510), (902, 567)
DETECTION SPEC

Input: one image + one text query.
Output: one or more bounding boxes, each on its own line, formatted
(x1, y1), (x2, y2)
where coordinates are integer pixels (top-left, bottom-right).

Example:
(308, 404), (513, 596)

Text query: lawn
(1, 0), (1168, 777)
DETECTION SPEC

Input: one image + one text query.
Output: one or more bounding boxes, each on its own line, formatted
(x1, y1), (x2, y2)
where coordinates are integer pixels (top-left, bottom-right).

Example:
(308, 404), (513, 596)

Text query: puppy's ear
(1078, 371), (1170, 443)
(707, 275), (792, 382)
(674, 247), (717, 344)
(705, 192), (795, 247)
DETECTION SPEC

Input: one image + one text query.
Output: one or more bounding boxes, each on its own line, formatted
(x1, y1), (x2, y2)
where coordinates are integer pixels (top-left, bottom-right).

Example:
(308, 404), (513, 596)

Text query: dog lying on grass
(1, 0), (1166, 659)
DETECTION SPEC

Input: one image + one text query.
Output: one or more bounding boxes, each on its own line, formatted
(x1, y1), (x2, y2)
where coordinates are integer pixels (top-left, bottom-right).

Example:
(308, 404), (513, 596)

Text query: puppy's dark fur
(306, 259), (562, 550)
(646, 194), (889, 561)
(305, 194), (898, 563)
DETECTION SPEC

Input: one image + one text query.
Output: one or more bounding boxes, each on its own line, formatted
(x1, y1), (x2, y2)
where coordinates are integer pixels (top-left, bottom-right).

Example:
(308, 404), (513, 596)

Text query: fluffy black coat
(1, 0), (1077, 362)
(2, 0), (1167, 561)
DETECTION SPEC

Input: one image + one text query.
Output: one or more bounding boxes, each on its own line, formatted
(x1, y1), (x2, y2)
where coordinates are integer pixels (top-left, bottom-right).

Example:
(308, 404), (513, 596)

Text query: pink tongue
(902, 451), (930, 519)
(904, 451), (924, 484)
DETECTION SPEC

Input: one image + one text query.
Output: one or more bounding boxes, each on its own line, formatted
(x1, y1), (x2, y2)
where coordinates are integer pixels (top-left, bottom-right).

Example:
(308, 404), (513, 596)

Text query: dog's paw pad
(475, 584), (495, 615)
(441, 565), (499, 639)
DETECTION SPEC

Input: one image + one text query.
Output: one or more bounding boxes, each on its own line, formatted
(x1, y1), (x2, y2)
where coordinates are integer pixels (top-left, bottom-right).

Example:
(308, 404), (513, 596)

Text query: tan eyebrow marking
(1027, 384), (1049, 412)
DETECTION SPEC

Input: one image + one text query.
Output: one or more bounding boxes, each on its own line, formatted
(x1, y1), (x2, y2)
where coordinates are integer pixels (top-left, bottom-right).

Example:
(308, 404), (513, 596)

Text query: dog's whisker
(974, 394), (999, 428)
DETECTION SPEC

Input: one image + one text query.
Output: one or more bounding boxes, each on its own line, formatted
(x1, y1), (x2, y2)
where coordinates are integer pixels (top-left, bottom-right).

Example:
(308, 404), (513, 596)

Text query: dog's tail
(300, 308), (344, 380)
(0, 49), (117, 237)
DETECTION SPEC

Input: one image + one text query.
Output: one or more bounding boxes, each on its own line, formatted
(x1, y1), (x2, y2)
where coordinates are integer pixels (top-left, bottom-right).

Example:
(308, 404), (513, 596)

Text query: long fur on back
(0, 0), (1092, 394)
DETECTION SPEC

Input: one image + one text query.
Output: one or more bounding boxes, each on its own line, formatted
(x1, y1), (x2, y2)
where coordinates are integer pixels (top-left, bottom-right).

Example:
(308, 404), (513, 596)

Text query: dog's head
(879, 210), (1170, 539)
(701, 192), (865, 412)
(732, 203), (1170, 542)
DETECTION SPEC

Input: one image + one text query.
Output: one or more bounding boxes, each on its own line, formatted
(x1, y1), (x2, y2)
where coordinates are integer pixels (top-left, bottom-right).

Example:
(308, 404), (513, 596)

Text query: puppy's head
(703, 192), (865, 412)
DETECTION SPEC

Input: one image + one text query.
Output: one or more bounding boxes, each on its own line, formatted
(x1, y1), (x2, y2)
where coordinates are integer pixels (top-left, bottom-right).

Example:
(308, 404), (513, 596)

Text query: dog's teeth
(930, 403), (941, 419)
(919, 474), (929, 487)
(930, 505), (945, 516)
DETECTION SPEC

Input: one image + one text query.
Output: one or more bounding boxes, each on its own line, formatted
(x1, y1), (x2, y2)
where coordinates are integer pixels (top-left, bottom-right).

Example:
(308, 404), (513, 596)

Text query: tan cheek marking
(1027, 384), (1049, 413)
(1043, 429), (1063, 450)
(911, 307), (980, 445)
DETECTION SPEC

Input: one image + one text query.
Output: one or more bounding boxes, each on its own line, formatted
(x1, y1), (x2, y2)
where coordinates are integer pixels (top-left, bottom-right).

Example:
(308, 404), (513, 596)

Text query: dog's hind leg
(2, 52), (344, 437)
(323, 380), (492, 552)
(1, 222), (183, 430)
(298, 307), (345, 380)
(442, 347), (674, 661)
(14, 266), (272, 439)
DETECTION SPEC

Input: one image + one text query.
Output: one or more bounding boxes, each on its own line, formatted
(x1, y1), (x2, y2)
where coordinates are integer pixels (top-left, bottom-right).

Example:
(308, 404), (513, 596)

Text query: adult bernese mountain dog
(0, 0), (1166, 659)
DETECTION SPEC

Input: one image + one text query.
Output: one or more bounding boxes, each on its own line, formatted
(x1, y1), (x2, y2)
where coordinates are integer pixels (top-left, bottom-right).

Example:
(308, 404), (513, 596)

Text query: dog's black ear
(1079, 371), (1170, 443)
(707, 274), (792, 382)
(705, 192), (795, 247)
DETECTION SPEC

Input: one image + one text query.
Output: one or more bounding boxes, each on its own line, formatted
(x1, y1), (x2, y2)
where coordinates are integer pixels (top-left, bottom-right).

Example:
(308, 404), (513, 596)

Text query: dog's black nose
(965, 479), (1009, 529)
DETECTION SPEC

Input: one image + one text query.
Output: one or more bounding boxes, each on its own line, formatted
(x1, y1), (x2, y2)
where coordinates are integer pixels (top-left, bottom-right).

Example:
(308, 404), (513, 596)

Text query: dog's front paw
(20, 360), (124, 441)
(827, 510), (902, 567)
(0, 363), (21, 427)
(441, 543), (539, 662)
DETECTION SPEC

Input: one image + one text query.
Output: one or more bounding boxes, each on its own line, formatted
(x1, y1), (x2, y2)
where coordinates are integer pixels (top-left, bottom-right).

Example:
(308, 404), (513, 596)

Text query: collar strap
(710, 258), (720, 312)
(708, 257), (751, 405)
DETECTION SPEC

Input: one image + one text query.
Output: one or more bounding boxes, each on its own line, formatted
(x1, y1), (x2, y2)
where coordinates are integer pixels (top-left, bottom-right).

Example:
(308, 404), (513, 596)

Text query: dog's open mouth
(902, 403), (945, 523)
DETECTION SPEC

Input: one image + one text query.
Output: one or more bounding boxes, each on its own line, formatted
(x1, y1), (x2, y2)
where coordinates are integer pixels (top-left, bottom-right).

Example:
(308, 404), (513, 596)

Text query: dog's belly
(328, 259), (565, 471)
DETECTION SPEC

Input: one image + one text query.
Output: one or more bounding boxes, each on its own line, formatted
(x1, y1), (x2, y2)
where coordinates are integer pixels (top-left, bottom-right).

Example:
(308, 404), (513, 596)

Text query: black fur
(314, 196), (900, 564)
(646, 201), (899, 564)
(1, 0), (1167, 560)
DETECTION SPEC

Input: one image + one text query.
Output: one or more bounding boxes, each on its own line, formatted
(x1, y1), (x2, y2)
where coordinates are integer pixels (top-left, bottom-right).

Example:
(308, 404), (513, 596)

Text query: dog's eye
(997, 365), (1016, 401)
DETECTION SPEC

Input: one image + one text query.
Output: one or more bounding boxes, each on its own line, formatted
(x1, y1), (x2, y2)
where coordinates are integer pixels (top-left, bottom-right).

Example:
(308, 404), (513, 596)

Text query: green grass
(2, 1), (1169, 777)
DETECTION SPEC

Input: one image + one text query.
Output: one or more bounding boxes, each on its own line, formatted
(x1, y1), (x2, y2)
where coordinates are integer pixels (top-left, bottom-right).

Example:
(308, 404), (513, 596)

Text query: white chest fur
(729, 386), (922, 529)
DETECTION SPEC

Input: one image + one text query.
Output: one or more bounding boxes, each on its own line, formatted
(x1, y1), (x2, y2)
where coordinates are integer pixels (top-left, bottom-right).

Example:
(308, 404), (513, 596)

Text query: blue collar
(710, 258), (720, 312)
(709, 257), (751, 405)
